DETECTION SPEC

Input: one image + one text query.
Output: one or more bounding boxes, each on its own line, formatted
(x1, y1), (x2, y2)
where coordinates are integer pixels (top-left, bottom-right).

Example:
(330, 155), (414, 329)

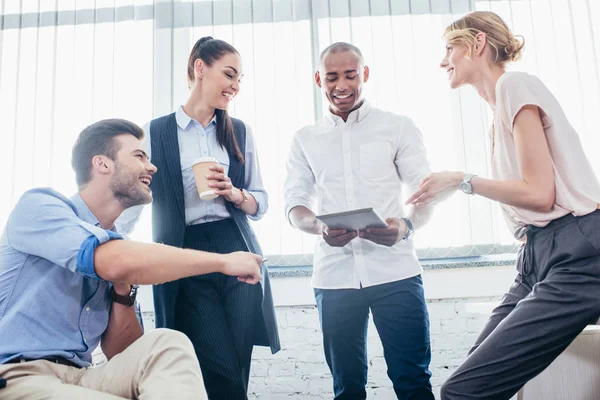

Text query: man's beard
(110, 163), (151, 209)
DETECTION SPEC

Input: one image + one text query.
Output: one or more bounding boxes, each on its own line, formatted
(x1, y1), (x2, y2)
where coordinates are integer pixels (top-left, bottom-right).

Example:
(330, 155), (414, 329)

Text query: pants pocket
(575, 213), (600, 255)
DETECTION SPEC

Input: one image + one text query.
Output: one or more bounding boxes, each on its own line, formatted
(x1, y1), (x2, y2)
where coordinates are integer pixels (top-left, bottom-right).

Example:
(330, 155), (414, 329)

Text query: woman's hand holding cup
(207, 165), (244, 204)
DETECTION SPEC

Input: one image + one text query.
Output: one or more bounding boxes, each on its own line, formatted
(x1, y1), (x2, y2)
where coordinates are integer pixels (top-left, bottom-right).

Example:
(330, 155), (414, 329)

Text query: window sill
(267, 253), (517, 278)
(134, 254), (518, 309)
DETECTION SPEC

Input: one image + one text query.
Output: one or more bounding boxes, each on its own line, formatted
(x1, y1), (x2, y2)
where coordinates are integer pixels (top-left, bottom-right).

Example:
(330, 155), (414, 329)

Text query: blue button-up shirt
(0, 188), (124, 367)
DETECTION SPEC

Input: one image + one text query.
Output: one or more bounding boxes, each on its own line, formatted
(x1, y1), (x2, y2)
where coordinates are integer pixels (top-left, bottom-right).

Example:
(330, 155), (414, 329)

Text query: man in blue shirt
(0, 119), (263, 399)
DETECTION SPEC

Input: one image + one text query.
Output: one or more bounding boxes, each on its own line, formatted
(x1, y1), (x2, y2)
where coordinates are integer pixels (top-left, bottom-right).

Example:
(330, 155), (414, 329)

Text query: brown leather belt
(5, 357), (81, 368)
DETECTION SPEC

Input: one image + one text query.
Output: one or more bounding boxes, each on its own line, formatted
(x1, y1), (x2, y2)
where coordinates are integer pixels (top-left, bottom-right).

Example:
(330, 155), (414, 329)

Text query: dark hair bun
(197, 36), (213, 46)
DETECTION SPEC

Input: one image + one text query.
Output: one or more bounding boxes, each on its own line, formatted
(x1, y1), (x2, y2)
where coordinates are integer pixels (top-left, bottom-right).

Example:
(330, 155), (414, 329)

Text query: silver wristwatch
(460, 173), (476, 195)
(401, 217), (415, 240)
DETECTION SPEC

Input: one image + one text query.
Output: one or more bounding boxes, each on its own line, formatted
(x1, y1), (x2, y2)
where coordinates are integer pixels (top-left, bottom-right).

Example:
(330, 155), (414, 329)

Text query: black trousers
(155, 219), (262, 400)
(441, 210), (600, 399)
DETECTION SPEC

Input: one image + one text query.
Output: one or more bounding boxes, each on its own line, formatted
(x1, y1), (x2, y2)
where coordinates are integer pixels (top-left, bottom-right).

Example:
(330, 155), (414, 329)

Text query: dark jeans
(315, 275), (434, 400)
(442, 210), (600, 399)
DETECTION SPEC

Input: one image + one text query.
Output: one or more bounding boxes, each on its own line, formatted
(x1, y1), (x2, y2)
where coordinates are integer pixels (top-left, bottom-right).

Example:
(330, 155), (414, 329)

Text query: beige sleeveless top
(491, 72), (600, 239)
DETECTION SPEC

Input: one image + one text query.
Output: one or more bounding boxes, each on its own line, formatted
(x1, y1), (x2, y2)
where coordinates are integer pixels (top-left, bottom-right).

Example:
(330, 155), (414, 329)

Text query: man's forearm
(288, 206), (322, 235)
(101, 301), (143, 360)
(406, 203), (433, 231)
(94, 240), (225, 284)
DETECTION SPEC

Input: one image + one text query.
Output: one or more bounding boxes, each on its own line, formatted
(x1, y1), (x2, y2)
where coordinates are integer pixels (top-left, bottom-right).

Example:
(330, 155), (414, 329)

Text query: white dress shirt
(284, 101), (431, 289)
(117, 106), (268, 235)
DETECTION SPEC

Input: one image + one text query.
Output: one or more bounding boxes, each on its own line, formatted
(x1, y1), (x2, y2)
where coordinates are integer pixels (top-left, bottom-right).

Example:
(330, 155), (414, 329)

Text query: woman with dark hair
(118, 37), (280, 399)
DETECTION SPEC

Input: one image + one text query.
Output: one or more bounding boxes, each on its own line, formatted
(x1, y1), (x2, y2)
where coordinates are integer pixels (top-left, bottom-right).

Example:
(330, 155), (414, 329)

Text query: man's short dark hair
(319, 42), (364, 66)
(72, 119), (144, 187)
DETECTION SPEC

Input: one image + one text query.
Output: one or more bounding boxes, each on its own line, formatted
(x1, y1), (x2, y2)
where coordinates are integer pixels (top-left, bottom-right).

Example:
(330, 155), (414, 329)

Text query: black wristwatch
(110, 285), (138, 307)
(401, 217), (415, 241)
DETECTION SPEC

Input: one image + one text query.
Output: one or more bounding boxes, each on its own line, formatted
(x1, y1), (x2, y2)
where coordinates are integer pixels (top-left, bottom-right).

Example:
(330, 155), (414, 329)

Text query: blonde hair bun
(444, 11), (525, 66)
(504, 35), (525, 62)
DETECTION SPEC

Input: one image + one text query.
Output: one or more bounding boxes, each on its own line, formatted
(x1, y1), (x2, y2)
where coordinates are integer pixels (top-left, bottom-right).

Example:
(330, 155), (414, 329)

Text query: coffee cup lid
(192, 156), (219, 165)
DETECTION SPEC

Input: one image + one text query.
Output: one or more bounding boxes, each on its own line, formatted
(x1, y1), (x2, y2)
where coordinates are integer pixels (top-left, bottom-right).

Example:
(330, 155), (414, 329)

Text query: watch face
(460, 182), (471, 194)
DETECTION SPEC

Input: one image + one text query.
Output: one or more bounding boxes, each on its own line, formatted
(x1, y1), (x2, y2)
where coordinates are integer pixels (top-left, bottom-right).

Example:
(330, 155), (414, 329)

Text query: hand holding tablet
(316, 207), (388, 231)
(317, 209), (408, 247)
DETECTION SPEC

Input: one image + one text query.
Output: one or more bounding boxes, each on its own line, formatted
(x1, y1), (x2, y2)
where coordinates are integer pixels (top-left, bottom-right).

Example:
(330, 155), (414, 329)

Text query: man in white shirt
(284, 42), (435, 400)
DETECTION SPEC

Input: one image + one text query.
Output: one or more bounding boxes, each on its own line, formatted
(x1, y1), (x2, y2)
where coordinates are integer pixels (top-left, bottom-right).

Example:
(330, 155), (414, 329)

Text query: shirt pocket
(214, 153), (231, 178)
(358, 142), (393, 182)
(575, 212), (600, 255)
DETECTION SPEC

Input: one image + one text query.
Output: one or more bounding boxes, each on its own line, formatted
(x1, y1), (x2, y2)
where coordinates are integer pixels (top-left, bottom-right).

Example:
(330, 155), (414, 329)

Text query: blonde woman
(406, 11), (600, 399)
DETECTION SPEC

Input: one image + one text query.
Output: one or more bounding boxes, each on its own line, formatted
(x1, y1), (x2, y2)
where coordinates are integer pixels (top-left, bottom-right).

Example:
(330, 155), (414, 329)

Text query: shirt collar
(69, 193), (120, 232)
(176, 105), (217, 130)
(70, 193), (102, 227)
(325, 100), (372, 126)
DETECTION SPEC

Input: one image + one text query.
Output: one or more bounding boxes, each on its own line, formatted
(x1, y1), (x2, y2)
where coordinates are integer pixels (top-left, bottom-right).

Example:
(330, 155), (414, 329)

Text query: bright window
(2, 0), (599, 266)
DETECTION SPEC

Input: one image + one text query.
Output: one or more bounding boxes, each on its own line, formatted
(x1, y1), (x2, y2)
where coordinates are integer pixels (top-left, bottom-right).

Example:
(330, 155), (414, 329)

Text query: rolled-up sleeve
(283, 132), (317, 224)
(243, 123), (269, 221)
(5, 189), (123, 280)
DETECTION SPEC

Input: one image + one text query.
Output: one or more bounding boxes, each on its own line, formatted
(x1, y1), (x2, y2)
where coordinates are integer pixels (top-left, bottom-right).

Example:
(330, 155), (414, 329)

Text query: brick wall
(140, 295), (501, 399)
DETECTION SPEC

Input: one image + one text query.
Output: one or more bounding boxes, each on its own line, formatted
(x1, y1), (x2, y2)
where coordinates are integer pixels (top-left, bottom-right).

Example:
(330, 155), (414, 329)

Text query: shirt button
(85, 306), (91, 312)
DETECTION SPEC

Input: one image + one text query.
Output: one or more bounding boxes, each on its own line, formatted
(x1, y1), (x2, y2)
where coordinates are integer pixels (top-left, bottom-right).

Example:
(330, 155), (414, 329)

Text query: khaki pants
(0, 328), (207, 400)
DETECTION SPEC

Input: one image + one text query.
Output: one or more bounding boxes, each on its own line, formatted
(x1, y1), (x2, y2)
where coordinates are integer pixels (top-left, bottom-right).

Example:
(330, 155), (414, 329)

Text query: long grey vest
(148, 112), (280, 353)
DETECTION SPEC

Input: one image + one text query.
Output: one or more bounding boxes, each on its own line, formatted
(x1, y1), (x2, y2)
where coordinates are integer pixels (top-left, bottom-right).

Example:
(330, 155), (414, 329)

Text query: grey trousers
(441, 210), (600, 400)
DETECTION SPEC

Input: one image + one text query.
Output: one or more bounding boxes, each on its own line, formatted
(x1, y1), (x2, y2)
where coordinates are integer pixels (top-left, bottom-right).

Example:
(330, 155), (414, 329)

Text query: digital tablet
(316, 207), (388, 231)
